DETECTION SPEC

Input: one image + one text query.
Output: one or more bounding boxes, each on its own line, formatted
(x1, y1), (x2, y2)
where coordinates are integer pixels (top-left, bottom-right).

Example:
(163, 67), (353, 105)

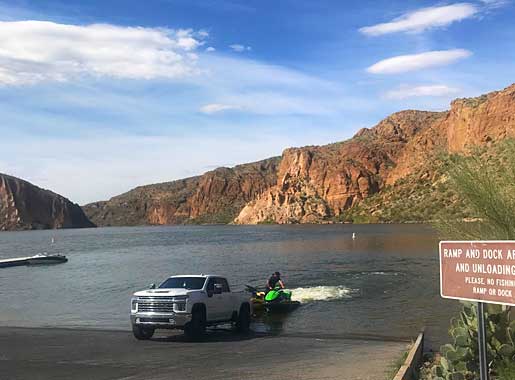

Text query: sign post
(477, 302), (489, 380)
(440, 241), (515, 380)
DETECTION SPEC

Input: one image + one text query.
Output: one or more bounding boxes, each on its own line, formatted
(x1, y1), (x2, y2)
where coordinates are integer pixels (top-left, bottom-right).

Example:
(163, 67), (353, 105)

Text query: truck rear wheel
(236, 304), (250, 333)
(132, 324), (155, 340)
(185, 308), (206, 339)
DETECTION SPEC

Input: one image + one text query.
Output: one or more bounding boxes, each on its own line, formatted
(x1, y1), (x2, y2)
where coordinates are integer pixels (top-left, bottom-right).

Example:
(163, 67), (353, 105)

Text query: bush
(431, 303), (515, 380)
(497, 360), (515, 380)
(431, 139), (515, 379)
(435, 140), (515, 240)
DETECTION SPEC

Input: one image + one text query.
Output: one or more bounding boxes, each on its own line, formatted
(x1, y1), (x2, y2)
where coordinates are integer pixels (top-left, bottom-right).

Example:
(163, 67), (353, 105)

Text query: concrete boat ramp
(1, 327), (410, 380)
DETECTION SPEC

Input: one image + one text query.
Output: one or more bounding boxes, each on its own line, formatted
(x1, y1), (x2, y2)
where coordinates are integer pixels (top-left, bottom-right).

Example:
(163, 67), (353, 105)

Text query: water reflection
(252, 311), (289, 334)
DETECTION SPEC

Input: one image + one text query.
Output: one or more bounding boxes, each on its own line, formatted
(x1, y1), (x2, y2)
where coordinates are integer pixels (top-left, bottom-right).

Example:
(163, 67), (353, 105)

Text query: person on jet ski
(266, 271), (285, 292)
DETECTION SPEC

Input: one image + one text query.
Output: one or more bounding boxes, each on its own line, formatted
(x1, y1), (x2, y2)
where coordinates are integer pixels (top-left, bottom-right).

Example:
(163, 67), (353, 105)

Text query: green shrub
(497, 360), (515, 380)
(431, 139), (515, 379)
(435, 140), (515, 240)
(431, 303), (515, 380)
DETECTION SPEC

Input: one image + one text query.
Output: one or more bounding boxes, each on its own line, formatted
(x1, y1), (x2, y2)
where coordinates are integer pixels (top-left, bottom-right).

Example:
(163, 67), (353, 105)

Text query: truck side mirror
(149, 283), (156, 289)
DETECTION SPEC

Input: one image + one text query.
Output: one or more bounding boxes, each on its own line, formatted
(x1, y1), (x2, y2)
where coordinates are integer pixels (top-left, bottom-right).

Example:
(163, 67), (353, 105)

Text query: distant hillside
(0, 174), (95, 231)
(83, 158), (280, 226)
(83, 83), (515, 226)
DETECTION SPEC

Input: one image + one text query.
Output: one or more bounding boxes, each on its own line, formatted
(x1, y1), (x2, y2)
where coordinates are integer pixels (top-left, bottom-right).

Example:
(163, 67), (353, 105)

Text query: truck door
(204, 277), (224, 321)
(216, 277), (235, 320)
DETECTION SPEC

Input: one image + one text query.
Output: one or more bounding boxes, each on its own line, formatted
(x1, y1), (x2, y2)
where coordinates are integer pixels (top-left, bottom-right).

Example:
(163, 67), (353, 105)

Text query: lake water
(0, 224), (460, 348)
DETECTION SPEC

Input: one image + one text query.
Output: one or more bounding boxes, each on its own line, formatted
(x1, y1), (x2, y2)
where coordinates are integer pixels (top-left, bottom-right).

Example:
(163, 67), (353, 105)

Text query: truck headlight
(131, 299), (138, 312)
(174, 303), (186, 312)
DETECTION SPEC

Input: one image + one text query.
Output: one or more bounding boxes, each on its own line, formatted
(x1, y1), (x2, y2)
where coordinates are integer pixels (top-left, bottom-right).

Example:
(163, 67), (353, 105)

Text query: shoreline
(0, 323), (413, 342)
(0, 221), (436, 233)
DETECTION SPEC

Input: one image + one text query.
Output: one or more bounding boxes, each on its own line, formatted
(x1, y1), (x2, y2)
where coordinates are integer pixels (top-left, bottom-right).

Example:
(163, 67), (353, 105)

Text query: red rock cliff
(444, 85), (515, 152)
(0, 173), (95, 230)
(235, 110), (445, 224)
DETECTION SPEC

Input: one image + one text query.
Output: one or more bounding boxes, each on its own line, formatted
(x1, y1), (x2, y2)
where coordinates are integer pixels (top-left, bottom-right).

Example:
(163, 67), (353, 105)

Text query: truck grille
(137, 296), (177, 302)
(136, 296), (186, 313)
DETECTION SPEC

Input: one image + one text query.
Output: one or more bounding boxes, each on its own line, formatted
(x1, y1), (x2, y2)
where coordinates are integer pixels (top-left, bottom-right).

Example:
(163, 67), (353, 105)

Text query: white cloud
(199, 103), (241, 114)
(360, 3), (478, 36)
(205, 46), (216, 52)
(367, 49), (472, 74)
(229, 44), (252, 52)
(385, 84), (460, 99)
(0, 19), (380, 203)
(0, 20), (206, 85)
(193, 54), (374, 116)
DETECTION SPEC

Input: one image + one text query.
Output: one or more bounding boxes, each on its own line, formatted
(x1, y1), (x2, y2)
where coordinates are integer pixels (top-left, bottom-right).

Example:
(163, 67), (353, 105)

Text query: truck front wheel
(185, 308), (206, 339)
(132, 324), (155, 340)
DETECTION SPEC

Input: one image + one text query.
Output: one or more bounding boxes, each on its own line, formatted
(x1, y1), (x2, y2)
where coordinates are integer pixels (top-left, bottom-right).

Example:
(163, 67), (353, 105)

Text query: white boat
(0, 253), (68, 268)
(26, 253), (68, 265)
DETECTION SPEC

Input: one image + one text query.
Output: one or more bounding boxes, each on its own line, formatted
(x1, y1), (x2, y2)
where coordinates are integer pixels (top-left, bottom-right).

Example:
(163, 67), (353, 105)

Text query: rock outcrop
(235, 110), (446, 224)
(236, 84), (515, 224)
(0, 174), (95, 231)
(83, 83), (515, 226)
(444, 87), (515, 152)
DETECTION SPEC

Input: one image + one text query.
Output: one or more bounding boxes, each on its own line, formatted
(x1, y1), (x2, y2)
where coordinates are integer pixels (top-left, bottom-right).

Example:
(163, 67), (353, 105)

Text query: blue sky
(0, 0), (514, 203)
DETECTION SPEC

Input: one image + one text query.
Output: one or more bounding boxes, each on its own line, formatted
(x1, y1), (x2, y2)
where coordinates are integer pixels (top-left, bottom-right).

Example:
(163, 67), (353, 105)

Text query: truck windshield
(159, 277), (206, 290)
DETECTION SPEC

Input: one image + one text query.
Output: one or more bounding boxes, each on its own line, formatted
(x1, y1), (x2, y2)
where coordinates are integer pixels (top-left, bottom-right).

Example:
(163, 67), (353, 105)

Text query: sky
(0, 0), (514, 204)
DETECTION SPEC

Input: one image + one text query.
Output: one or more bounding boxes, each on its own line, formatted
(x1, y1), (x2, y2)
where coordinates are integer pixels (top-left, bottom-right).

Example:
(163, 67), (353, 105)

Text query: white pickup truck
(130, 274), (251, 340)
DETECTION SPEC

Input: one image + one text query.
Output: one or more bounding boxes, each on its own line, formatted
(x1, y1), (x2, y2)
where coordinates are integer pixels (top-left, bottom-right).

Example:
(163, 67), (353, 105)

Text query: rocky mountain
(0, 174), (95, 231)
(235, 110), (446, 224)
(83, 83), (515, 226)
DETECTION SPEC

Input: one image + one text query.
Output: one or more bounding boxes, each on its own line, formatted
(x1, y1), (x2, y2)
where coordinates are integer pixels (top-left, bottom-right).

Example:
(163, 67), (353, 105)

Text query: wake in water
(361, 271), (400, 276)
(289, 286), (357, 303)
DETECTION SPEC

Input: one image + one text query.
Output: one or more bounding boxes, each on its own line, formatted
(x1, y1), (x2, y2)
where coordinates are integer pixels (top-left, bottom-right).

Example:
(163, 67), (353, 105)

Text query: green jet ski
(261, 286), (301, 312)
(246, 285), (301, 313)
